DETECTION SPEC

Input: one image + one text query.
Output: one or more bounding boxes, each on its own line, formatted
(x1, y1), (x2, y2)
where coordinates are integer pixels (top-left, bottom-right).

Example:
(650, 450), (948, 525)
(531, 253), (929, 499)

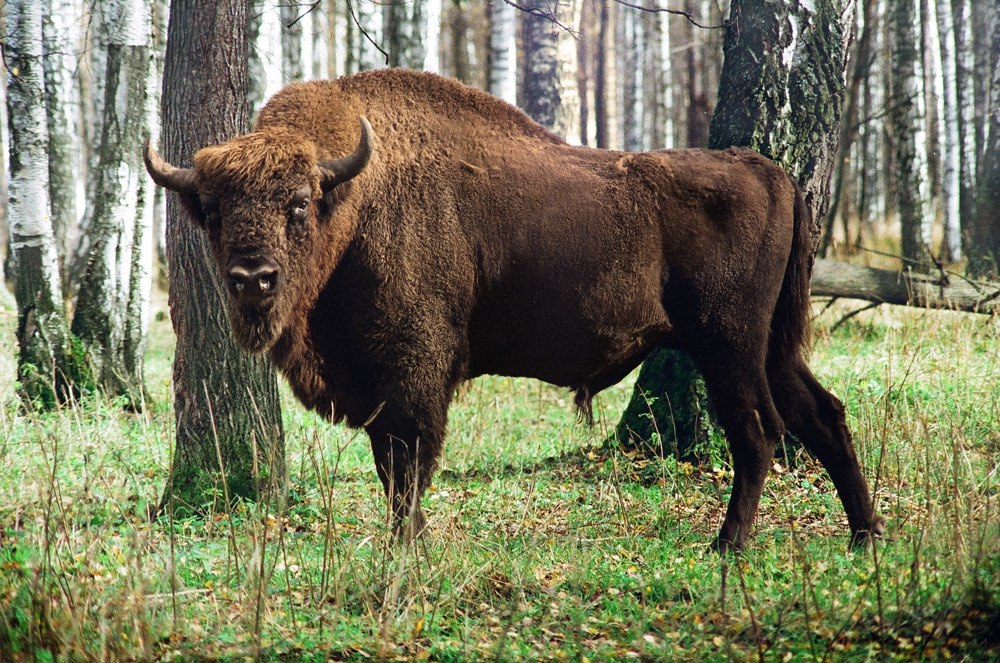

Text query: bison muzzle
(144, 69), (884, 551)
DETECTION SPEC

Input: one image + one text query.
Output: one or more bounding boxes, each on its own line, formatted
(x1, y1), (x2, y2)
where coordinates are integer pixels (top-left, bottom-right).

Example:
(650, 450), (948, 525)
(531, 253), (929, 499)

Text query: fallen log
(811, 259), (1000, 314)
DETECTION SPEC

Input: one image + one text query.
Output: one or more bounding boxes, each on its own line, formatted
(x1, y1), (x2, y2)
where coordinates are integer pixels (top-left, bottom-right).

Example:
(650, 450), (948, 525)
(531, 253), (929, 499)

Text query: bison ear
(319, 117), (374, 195)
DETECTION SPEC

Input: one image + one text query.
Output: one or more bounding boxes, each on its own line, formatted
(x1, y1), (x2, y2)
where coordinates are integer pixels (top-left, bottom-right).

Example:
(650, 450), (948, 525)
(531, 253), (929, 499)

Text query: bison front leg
(365, 409), (445, 541)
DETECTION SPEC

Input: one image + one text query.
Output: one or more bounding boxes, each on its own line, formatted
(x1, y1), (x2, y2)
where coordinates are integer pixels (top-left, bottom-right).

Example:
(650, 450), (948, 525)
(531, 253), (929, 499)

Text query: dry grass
(0, 292), (997, 661)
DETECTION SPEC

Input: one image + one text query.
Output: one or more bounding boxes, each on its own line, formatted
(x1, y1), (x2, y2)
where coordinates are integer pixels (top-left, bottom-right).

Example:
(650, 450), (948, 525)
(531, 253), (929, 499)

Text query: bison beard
(144, 69), (884, 551)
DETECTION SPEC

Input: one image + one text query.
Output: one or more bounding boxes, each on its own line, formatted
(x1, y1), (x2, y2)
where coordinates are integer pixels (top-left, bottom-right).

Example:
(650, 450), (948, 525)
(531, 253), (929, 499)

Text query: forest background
(0, 0), (998, 660)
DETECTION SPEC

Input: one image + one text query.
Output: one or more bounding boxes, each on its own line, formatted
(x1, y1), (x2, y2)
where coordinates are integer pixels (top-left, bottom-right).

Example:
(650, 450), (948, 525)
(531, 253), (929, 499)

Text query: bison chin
(228, 304), (284, 354)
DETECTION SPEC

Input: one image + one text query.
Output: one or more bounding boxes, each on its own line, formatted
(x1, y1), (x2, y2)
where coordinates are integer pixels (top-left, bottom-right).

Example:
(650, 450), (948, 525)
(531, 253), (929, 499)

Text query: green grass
(0, 294), (997, 661)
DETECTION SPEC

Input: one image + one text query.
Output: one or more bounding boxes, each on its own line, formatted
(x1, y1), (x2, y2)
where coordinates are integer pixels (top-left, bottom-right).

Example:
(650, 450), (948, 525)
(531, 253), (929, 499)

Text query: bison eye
(288, 196), (310, 223)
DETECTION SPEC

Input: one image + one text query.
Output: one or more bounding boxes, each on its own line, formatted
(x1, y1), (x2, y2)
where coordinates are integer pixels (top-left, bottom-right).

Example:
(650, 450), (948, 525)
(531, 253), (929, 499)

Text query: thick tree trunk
(159, 0), (285, 513)
(616, 0), (855, 458)
(6, 0), (77, 406)
(72, 0), (155, 405)
(812, 259), (1000, 313)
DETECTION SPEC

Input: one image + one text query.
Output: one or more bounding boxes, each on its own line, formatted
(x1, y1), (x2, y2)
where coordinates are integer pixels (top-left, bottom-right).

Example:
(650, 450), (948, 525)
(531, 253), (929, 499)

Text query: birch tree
(890, 0), (933, 269)
(935, 0), (961, 261)
(488, 0), (518, 103)
(425, 0), (443, 72)
(280, 0), (306, 84)
(616, 5), (643, 150)
(43, 0), (82, 275)
(6, 0), (76, 405)
(520, 0), (561, 131)
(72, 0), (155, 402)
(555, 0), (583, 142)
(385, 0), (427, 68)
(968, 7), (1000, 277)
(953, 0), (978, 255)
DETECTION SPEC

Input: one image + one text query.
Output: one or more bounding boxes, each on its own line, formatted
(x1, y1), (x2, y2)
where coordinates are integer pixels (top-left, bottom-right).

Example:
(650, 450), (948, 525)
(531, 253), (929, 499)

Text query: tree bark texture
(42, 0), (82, 279)
(488, 0), (518, 103)
(812, 259), (1000, 313)
(6, 0), (78, 406)
(72, 0), (155, 404)
(159, 0), (285, 512)
(889, 0), (933, 269)
(385, 0), (427, 68)
(967, 4), (1000, 277)
(520, 0), (561, 130)
(952, 0), (978, 259)
(616, 0), (856, 458)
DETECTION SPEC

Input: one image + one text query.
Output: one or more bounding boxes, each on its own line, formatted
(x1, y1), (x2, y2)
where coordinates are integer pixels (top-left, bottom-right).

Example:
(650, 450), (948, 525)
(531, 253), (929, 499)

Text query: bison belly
(467, 273), (671, 394)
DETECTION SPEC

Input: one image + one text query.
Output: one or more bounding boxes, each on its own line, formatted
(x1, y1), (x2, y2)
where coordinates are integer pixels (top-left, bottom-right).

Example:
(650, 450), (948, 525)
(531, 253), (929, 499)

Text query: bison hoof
(392, 508), (428, 543)
(849, 516), (886, 549)
(709, 536), (743, 555)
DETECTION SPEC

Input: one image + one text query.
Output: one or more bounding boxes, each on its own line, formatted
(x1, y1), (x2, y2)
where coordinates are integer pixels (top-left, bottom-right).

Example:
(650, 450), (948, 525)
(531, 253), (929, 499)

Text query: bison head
(143, 118), (374, 353)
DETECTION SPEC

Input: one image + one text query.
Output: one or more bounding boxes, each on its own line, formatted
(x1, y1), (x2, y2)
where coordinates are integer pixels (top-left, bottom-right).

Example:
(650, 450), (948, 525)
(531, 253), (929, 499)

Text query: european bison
(144, 69), (883, 551)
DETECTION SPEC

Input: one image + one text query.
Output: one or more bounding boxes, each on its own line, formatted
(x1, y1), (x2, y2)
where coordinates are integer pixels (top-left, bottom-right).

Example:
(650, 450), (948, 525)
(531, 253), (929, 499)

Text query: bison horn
(143, 137), (197, 194)
(319, 116), (374, 193)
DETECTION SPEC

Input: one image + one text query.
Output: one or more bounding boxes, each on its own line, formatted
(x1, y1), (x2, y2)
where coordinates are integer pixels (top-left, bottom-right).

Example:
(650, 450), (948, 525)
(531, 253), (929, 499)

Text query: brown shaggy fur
(147, 69), (882, 550)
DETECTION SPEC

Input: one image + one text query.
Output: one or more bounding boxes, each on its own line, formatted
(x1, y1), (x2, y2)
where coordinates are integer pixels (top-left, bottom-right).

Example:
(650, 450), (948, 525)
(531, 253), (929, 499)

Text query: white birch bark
(7, 0), (72, 402)
(43, 0), (83, 272)
(520, 0), (560, 130)
(890, 0), (933, 267)
(617, 4), (643, 151)
(555, 0), (583, 143)
(311, 4), (329, 79)
(935, 0), (961, 261)
(71, 0), (154, 400)
(488, 0), (517, 103)
(424, 0), (442, 72)
(952, 0), (977, 252)
(328, 0), (348, 77)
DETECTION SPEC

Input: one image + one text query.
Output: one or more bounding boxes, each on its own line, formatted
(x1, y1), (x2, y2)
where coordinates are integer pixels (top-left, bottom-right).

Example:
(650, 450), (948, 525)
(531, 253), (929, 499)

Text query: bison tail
(770, 181), (813, 362)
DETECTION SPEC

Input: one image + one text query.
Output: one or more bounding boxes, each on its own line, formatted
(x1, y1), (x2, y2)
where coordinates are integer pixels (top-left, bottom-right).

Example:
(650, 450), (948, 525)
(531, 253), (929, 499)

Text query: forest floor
(0, 291), (997, 661)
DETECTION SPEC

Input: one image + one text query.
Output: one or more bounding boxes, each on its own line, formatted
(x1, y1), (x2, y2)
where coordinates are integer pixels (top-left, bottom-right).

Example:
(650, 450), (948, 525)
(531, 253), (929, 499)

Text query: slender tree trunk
(616, 3), (643, 150)
(424, 0), (443, 72)
(952, 0), (977, 257)
(935, 0), (961, 262)
(159, 0), (285, 512)
(890, 0), (933, 269)
(356, 0), (385, 71)
(6, 0), (77, 406)
(43, 0), (81, 282)
(968, 5), (1000, 277)
(488, 0), (518, 103)
(617, 0), (856, 458)
(684, 0), (709, 147)
(281, 0), (306, 84)
(555, 0), (582, 142)
(72, 0), (155, 404)
(385, 0), (427, 68)
(520, 0), (560, 130)
(594, 0), (611, 148)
